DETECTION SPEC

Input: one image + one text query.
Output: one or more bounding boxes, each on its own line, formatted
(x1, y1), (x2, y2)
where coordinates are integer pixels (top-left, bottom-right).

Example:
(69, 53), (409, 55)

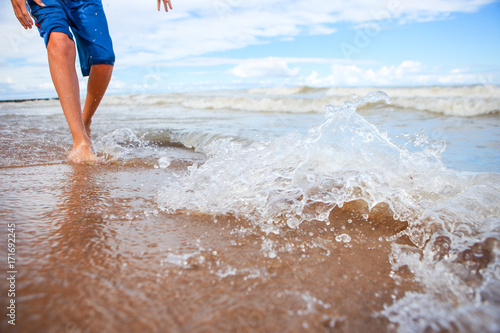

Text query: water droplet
(335, 234), (351, 243)
(287, 217), (300, 229)
(157, 157), (171, 169)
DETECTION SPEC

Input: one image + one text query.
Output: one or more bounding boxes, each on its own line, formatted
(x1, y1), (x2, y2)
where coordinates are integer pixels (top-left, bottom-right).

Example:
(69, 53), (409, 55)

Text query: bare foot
(68, 143), (98, 164)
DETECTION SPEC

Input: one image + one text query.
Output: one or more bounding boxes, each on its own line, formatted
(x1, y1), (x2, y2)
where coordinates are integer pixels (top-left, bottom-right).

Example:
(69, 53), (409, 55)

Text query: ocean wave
(157, 91), (500, 332)
(248, 86), (326, 95)
(92, 128), (205, 167)
(157, 90), (499, 236)
(104, 85), (500, 117)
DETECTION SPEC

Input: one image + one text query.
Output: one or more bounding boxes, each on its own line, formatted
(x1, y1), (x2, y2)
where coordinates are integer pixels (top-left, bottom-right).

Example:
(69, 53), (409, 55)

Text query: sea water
(0, 85), (499, 332)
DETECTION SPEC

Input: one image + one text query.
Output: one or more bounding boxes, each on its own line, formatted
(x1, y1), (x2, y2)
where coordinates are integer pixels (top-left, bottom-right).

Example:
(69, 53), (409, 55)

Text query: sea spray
(157, 90), (450, 234)
(94, 128), (177, 166)
(95, 128), (150, 162)
(156, 91), (499, 240)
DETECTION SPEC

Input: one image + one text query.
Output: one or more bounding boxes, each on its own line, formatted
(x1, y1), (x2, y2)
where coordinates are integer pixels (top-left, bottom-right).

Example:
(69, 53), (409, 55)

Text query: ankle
(83, 118), (92, 128)
(73, 136), (92, 149)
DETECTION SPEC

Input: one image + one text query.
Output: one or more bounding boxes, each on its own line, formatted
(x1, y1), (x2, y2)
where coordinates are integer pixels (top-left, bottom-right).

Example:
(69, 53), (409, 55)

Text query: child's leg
(68, 0), (115, 141)
(82, 64), (113, 140)
(46, 32), (96, 163)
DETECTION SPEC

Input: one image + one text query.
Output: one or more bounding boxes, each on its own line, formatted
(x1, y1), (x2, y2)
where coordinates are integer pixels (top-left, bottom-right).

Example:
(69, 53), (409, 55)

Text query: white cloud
(307, 25), (338, 35)
(99, 0), (497, 66)
(319, 61), (428, 86)
(153, 56), (367, 68)
(231, 58), (300, 78)
(304, 60), (500, 87)
(2, 0), (496, 65)
(337, 61), (423, 85)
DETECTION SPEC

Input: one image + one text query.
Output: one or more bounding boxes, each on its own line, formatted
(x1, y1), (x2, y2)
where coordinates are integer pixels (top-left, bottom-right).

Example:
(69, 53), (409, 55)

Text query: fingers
(22, 15), (33, 29)
(17, 17), (31, 29)
(158, 0), (172, 12)
(165, 0), (172, 11)
(11, 0), (33, 29)
(16, 12), (33, 29)
(33, 0), (46, 6)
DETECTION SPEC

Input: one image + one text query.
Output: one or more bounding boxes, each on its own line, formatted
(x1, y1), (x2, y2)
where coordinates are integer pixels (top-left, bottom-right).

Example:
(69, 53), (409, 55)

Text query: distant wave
(104, 85), (500, 117)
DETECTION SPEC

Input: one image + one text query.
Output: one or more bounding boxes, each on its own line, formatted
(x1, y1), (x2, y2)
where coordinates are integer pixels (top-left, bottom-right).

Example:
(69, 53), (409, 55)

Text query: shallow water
(1, 86), (500, 332)
(0, 163), (416, 332)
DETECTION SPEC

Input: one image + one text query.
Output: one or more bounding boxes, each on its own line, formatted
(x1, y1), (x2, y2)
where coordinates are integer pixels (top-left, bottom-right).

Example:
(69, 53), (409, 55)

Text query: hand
(11, 0), (45, 29)
(157, 0), (172, 12)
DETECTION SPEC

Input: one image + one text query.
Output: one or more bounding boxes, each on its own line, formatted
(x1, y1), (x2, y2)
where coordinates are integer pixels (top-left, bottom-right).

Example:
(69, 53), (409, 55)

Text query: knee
(47, 32), (75, 56)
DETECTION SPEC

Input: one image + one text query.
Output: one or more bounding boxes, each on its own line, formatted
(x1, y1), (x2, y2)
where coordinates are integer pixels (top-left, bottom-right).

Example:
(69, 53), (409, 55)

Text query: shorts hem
(89, 59), (115, 66)
(81, 59), (115, 77)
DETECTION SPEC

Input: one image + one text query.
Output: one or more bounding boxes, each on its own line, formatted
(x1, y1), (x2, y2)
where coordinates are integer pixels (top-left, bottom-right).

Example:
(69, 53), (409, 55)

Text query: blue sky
(1, 0), (499, 99)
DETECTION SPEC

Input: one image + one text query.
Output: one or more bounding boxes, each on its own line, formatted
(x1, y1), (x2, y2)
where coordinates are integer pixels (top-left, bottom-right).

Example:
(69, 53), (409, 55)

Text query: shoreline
(0, 97), (59, 103)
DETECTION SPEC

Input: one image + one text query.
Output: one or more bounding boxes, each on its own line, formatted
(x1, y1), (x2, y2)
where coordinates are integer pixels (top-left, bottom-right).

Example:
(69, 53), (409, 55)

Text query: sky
(1, 0), (500, 99)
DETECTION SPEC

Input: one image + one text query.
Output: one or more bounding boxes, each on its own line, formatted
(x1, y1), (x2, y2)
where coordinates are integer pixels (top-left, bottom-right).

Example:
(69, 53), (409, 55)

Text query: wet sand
(1, 160), (419, 333)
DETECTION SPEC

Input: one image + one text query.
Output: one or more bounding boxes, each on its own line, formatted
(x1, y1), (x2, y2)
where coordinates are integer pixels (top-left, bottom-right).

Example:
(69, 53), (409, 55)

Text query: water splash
(95, 128), (151, 162)
(157, 91), (452, 235)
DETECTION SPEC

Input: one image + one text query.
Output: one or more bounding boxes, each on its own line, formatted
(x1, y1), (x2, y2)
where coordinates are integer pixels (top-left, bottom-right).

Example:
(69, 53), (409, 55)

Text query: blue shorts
(27, 0), (115, 77)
